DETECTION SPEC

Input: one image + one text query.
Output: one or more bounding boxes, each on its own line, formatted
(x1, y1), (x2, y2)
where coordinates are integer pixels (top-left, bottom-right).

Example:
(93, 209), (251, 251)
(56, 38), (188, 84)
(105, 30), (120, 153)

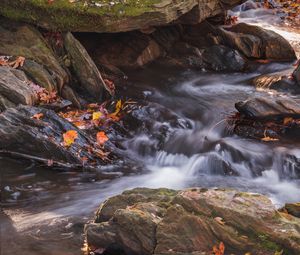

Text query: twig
(0, 150), (119, 178)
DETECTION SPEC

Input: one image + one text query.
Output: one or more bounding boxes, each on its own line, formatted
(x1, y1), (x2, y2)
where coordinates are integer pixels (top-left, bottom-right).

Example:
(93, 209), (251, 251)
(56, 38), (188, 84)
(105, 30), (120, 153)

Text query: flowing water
(1, 2), (300, 255)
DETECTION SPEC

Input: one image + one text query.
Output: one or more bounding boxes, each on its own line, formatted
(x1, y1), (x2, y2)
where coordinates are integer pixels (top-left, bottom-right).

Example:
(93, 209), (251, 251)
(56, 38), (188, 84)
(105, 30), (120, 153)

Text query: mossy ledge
(0, 0), (206, 32)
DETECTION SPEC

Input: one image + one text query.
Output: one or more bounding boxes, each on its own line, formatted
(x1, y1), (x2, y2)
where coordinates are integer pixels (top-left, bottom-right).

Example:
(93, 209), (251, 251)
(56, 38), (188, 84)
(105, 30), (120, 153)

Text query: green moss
(0, 0), (163, 32)
(258, 234), (282, 252)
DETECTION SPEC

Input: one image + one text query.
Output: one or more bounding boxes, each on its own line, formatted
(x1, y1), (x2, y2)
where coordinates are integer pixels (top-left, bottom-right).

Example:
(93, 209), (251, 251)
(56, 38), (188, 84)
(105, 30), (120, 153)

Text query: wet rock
(253, 68), (300, 94)
(0, 105), (108, 164)
(0, 0), (242, 33)
(284, 203), (300, 218)
(0, 19), (68, 90)
(224, 23), (296, 61)
(202, 45), (246, 71)
(64, 32), (109, 100)
(235, 96), (300, 119)
(293, 64), (300, 85)
(85, 187), (300, 255)
(0, 67), (38, 108)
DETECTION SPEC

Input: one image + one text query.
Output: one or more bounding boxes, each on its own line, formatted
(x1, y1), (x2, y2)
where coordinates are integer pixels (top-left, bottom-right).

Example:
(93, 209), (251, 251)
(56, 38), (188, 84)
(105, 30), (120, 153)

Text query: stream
(1, 2), (300, 255)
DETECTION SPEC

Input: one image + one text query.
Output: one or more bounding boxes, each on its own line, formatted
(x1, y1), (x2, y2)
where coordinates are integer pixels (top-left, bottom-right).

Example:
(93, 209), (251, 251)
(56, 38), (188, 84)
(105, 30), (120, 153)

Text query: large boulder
(85, 187), (300, 255)
(0, 0), (244, 33)
(221, 23), (297, 61)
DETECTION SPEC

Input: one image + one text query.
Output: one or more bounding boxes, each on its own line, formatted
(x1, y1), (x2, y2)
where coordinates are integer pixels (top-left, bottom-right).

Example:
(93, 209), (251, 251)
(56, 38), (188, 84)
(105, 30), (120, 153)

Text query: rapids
(1, 2), (300, 254)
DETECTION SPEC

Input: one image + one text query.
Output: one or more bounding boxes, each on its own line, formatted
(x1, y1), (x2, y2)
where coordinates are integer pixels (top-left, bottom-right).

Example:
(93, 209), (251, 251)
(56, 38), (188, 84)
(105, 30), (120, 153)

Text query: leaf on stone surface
(283, 117), (293, 125)
(261, 136), (279, 142)
(92, 111), (103, 121)
(274, 250), (283, 255)
(212, 242), (225, 255)
(31, 113), (44, 120)
(96, 131), (109, 146)
(63, 130), (78, 147)
(214, 217), (225, 225)
(9, 56), (25, 68)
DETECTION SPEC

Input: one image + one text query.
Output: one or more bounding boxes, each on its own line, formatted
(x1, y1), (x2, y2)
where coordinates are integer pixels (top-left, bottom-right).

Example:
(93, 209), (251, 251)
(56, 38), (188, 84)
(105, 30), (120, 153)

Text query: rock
(0, 0), (243, 33)
(20, 59), (57, 92)
(284, 203), (300, 218)
(64, 32), (109, 100)
(253, 68), (300, 94)
(0, 67), (38, 107)
(235, 96), (300, 119)
(0, 19), (68, 90)
(88, 32), (163, 69)
(85, 187), (300, 255)
(202, 45), (246, 71)
(0, 105), (109, 164)
(224, 23), (296, 61)
(293, 64), (300, 85)
(157, 42), (205, 69)
(0, 94), (16, 111)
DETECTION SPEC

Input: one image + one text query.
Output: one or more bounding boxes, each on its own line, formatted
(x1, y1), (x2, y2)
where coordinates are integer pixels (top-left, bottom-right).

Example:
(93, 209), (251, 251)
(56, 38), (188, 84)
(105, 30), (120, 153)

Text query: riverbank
(1, 0), (300, 255)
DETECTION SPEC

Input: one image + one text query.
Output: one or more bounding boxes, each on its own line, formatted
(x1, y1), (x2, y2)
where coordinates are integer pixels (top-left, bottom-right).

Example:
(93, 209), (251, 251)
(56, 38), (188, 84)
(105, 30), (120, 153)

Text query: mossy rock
(0, 0), (226, 33)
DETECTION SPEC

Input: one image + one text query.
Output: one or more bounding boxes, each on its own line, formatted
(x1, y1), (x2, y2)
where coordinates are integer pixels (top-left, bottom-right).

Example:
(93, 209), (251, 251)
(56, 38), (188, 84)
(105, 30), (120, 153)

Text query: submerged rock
(0, 0), (243, 33)
(85, 187), (300, 255)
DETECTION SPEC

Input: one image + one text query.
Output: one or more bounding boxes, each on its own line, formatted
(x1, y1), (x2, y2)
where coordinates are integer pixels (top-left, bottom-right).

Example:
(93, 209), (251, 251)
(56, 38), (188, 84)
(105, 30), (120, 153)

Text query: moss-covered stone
(86, 187), (300, 255)
(0, 0), (227, 32)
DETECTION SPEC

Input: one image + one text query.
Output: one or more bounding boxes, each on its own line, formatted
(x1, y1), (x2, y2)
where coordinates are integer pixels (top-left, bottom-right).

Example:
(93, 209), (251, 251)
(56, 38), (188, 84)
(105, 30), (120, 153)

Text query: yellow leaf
(63, 130), (78, 147)
(92, 111), (103, 120)
(274, 250), (283, 255)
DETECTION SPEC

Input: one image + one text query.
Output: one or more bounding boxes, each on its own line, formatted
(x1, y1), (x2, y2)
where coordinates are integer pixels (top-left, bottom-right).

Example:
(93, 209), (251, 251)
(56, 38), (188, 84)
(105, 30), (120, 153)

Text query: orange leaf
(63, 130), (78, 147)
(212, 242), (225, 255)
(31, 113), (44, 120)
(96, 131), (108, 146)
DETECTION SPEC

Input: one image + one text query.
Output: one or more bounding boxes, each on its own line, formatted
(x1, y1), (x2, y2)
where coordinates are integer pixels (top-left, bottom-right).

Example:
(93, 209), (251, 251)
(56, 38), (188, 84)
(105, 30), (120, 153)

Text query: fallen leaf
(283, 117), (293, 125)
(31, 113), (44, 120)
(9, 56), (25, 68)
(212, 242), (225, 255)
(96, 131), (109, 146)
(47, 159), (54, 166)
(214, 217), (225, 225)
(261, 136), (279, 142)
(63, 130), (78, 147)
(92, 111), (103, 121)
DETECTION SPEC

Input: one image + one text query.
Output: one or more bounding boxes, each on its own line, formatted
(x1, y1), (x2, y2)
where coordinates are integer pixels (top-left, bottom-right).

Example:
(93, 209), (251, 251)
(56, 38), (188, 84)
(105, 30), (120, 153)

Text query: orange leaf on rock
(63, 130), (78, 147)
(31, 113), (44, 120)
(212, 242), (225, 255)
(96, 131), (108, 146)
